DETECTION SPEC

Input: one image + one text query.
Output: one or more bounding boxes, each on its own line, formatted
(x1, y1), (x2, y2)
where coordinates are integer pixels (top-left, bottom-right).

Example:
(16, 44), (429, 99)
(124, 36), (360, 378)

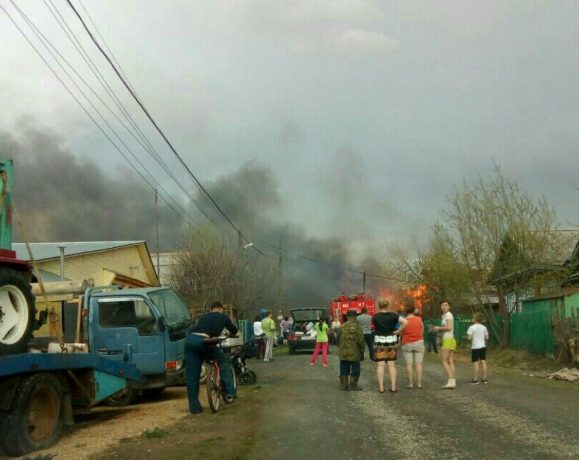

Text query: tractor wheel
(0, 373), (64, 456)
(0, 268), (35, 356)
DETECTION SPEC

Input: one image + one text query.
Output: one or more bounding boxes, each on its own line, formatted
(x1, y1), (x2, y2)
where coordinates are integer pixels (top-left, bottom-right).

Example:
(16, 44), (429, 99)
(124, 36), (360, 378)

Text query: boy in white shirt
(467, 312), (490, 384)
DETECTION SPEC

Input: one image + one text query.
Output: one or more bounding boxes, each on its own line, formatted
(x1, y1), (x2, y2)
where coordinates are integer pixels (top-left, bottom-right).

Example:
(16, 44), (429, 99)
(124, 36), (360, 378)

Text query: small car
(287, 308), (328, 355)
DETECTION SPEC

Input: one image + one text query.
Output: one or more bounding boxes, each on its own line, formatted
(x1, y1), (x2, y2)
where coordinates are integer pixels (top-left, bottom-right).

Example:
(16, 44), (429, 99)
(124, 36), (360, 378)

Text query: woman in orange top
(401, 305), (425, 389)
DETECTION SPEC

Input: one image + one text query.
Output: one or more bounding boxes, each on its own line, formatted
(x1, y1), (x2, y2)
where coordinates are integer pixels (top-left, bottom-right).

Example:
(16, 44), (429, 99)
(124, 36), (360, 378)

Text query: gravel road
(4, 347), (579, 459)
(247, 348), (579, 460)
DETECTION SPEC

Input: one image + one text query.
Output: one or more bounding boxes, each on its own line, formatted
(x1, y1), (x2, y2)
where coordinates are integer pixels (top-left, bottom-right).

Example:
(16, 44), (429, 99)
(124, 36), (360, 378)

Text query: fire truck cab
(330, 293), (376, 324)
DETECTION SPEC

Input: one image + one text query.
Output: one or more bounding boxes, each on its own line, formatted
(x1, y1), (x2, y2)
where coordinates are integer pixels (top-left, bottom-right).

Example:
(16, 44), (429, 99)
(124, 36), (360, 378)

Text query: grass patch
(454, 345), (561, 373)
(273, 344), (288, 356)
(141, 427), (169, 439)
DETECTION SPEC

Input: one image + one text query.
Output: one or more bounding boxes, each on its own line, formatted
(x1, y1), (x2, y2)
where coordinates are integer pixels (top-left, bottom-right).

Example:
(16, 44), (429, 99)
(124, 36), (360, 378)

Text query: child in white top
(467, 312), (490, 384)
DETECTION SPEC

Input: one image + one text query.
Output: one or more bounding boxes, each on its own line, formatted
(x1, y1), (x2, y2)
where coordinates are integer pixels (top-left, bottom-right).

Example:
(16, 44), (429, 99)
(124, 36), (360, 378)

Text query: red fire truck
(330, 293), (376, 324)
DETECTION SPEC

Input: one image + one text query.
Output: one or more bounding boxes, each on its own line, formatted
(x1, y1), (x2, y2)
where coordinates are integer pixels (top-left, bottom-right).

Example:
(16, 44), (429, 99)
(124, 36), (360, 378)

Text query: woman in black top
(372, 300), (407, 393)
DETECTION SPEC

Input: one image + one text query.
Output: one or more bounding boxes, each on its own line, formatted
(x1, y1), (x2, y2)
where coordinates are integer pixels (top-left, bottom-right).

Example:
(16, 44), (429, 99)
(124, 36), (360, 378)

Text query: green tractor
(0, 160), (35, 355)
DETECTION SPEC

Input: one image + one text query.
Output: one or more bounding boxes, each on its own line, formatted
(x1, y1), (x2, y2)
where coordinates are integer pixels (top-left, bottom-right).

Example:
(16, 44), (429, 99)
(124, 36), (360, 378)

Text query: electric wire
(10, 1), (198, 228)
(65, 0), (258, 250)
(43, 0), (217, 226)
(1, 3), (196, 228)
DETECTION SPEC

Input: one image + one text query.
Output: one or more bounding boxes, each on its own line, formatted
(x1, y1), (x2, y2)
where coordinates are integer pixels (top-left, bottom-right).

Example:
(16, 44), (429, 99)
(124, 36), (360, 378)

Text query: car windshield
(290, 309), (325, 323)
(148, 289), (191, 328)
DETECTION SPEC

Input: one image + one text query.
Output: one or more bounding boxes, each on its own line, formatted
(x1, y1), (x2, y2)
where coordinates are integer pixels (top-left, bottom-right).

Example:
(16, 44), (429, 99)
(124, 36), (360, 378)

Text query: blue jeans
(340, 360), (361, 377)
(184, 334), (236, 414)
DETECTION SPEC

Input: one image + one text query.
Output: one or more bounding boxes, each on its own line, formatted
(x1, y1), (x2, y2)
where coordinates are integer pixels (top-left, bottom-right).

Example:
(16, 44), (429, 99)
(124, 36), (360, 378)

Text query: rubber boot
(340, 375), (349, 391)
(442, 379), (456, 389)
(350, 376), (363, 391)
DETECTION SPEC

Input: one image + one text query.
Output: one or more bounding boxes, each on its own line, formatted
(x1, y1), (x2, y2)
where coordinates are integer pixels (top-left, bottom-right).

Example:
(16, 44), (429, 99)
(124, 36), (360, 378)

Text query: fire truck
(330, 293), (376, 324)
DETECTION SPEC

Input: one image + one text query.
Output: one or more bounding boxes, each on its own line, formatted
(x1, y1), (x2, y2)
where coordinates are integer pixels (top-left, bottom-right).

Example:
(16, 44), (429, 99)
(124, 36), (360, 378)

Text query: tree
(443, 167), (560, 344)
(391, 167), (561, 346)
(168, 225), (277, 319)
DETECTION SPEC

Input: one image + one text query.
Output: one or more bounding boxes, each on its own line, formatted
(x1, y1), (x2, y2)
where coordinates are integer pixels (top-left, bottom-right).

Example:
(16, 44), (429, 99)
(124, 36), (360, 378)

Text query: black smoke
(197, 162), (392, 308)
(4, 123), (392, 308)
(3, 123), (186, 251)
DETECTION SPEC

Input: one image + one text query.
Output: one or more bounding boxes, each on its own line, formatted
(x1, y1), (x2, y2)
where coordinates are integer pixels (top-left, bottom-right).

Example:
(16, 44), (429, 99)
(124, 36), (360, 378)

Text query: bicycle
(203, 336), (238, 413)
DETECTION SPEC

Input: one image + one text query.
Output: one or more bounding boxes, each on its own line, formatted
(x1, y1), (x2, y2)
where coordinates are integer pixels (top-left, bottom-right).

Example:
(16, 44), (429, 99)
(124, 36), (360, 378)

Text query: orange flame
(404, 284), (428, 313)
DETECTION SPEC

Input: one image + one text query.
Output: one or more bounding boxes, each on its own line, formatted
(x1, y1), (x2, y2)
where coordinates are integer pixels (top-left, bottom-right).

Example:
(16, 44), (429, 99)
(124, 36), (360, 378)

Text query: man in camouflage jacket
(338, 310), (366, 391)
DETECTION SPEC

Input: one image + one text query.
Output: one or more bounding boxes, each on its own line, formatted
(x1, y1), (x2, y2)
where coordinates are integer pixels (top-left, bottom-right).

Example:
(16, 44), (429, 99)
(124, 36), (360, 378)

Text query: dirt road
(5, 348), (579, 459)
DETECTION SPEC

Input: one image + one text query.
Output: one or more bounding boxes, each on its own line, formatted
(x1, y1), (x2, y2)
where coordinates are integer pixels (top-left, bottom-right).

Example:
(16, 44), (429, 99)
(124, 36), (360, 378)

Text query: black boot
(340, 375), (349, 391)
(349, 376), (363, 391)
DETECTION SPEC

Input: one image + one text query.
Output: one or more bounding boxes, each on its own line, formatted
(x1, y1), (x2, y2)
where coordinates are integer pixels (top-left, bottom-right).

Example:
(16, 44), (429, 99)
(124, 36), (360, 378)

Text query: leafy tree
(392, 167), (561, 346)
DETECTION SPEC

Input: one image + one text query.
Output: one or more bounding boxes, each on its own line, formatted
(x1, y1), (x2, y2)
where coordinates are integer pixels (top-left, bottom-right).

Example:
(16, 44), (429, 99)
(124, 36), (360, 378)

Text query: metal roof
(12, 241), (145, 261)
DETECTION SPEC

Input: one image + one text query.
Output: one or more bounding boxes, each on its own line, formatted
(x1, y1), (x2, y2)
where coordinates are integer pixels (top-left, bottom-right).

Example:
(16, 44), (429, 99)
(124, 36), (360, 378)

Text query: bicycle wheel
(222, 363), (237, 404)
(206, 363), (220, 413)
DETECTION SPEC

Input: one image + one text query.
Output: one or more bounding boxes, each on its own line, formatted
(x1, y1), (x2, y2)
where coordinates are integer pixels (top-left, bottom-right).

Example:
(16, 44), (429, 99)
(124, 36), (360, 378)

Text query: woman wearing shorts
(401, 305), (425, 389)
(372, 300), (407, 393)
(433, 300), (456, 389)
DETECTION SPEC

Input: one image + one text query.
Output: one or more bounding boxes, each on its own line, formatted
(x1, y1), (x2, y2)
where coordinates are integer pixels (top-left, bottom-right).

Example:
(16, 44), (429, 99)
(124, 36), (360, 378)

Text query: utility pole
(277, 236), (283, 311)
(362, 271), (366, 293)
(155, 189), (160, 282)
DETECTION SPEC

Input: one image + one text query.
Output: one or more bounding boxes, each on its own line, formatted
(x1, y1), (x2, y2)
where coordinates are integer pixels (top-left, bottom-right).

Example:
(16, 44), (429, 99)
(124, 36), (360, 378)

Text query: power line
(65, 0), (255, 248)
(254, 236), (404, 282)
(42, 0), (218, 227)
(11, 1), (196, 226)
(1, 2), (196, 228)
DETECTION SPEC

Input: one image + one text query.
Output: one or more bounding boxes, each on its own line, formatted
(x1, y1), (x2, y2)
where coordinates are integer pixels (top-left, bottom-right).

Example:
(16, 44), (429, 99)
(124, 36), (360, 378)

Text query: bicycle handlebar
(203, 336), (228, 344)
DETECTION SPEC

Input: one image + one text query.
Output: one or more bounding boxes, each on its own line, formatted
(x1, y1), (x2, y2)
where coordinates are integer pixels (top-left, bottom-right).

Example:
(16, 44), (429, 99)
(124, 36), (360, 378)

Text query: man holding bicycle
(185, 301), (239, 414)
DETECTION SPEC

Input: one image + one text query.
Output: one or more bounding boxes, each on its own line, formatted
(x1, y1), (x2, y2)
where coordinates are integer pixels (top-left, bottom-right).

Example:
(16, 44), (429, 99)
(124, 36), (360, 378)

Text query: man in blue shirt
(185, 301), (239, 414)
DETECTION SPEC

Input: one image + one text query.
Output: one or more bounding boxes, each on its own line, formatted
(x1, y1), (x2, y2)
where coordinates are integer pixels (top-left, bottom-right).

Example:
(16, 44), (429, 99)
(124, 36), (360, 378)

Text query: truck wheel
(0, 373), (64, 456)
(0, 269), (35, 356)
(105, 386), (139, 407)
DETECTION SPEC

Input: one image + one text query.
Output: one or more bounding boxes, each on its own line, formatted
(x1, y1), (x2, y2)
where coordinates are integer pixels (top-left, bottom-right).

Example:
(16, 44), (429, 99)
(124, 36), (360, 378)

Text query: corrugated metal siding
(39, 246), (155, 286)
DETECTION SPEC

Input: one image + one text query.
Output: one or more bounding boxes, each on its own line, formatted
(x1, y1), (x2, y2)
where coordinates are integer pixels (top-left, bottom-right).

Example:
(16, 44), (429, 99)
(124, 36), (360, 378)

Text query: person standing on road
(253, 315), (265, 360)
(280, 316), (292, 345)
(467, 312), (490, 384)
(432, 300), (457, 389)
(357, 307), (374, 361)
(338, 309), (366, 391)
(310, 317), (330, 368)
(331, 318), (341, 345)
(372, 300), (408, 393)
(184, 301), (239, 414)
(425, 319), (439, 354)
(261, 310), (277, 363)
(401, 305), (425, 389)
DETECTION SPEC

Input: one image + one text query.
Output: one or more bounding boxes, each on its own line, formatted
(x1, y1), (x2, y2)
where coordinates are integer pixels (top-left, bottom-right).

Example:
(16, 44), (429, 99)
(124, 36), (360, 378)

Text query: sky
(1, 0), (578, 264)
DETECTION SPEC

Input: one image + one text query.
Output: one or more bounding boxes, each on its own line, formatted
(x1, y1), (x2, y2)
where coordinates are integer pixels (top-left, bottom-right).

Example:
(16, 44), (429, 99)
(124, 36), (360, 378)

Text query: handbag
(373, 335), (398, 361)
(374, 335), (398, 347)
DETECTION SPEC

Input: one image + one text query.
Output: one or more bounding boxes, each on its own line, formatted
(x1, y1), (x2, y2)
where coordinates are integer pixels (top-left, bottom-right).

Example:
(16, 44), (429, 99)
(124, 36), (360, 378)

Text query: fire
(404, 284), (428, 313)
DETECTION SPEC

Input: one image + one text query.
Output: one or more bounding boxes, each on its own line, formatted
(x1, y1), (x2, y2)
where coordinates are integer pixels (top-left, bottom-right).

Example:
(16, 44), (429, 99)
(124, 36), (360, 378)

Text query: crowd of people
(333, 299), (490, 392)
(183, 299), (490, 414)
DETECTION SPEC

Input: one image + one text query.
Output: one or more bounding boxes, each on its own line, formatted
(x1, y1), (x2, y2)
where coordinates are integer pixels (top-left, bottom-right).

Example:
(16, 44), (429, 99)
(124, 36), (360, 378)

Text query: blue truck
(0, 159), (190, 455)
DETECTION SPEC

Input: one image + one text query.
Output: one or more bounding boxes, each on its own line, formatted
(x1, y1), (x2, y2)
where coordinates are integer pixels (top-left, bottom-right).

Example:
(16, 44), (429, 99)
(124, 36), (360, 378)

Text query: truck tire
(105, 386), (139, 407)
(0, 268), (35, 356)
(0, 373), (64, 456)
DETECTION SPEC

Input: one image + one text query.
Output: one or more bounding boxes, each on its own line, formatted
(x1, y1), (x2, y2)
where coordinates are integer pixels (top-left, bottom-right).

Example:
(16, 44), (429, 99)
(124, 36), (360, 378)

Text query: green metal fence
(453, 314), (504, 346)
(510, 299), (555, 355)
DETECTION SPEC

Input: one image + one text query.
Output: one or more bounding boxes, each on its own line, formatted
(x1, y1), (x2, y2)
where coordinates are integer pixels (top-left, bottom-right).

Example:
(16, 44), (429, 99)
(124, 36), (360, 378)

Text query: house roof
(546, 230), (579, 266)
(12, 241), (145, 261)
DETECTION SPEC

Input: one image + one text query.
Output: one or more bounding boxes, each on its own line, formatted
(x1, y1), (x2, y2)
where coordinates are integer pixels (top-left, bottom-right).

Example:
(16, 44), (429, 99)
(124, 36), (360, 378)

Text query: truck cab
(86, 286), (191, 404)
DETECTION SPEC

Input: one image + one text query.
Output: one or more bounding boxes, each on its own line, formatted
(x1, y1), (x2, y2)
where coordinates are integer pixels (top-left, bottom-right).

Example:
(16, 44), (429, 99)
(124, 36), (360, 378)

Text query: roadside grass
(141, 427), (169, 439)
(453, 345), (562, 373)
(273, 344), (288, 356)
